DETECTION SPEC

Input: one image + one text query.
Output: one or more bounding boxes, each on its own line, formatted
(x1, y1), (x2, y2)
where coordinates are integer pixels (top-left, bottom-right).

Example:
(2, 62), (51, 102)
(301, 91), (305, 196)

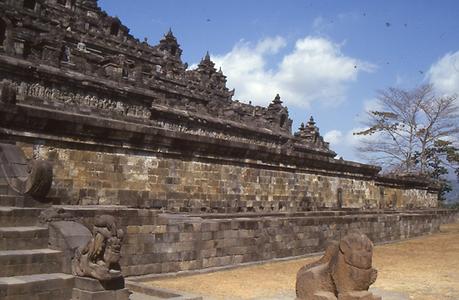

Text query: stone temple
(0, 0), (457, 299)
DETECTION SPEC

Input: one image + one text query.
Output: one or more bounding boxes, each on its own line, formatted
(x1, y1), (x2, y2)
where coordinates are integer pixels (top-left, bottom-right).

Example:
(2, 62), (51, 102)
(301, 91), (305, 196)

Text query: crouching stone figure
(72, 215), (124, 281)
(296, 231), (381, 300)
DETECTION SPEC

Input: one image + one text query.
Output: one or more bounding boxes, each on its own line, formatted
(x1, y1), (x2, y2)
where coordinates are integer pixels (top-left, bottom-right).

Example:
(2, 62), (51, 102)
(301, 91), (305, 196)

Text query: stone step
(0, 248), (63, 277)
(129, 292), (202, 300)
(0, 207), (42, 227)
(0, 178), (17, 196)
(126, 281), (203, 300)
(129, 293), (200, 300)
(0, 184), (9, 195)
(0, 195), (51, 208)
(0, 273), (74, 300)
(0, 195), (21, 207)
(130, 292), (169, 300)
(0, 185), (16, 197)
(0, 226), (49, 250)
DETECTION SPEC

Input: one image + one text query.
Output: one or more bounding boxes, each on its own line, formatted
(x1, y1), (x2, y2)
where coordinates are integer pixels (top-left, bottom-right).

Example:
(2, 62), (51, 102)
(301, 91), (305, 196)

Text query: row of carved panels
(4, 79), (293, 150)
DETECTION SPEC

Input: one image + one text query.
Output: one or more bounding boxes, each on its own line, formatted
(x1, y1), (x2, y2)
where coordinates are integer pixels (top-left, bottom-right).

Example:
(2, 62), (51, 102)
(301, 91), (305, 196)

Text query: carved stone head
(332, 231), (378, 293)
(340, 231), (374, 269)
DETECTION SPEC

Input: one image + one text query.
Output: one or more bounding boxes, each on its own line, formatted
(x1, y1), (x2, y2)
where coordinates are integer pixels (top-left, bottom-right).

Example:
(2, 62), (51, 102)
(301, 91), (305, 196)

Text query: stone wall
(59, 207), (459, 277)
(0, 0), (441, 215)
(20, 144), (438, 211)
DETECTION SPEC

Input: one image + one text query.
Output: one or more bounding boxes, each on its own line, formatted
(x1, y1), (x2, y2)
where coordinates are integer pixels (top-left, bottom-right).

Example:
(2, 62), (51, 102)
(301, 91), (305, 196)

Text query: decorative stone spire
(165, 27), (174, 38)
(197, 51), (217, 75)
(295, 116), (332, 153)
(158, 28), (182, 58)
(264, 94), (292, 133)
(272, 93), (282, 105)
(199, 51), (215, 68)
(295, 116), (318, 140)
(268, 94), (284, 112)
(204, 51), (211, 62)
(189, 51), (234, 101)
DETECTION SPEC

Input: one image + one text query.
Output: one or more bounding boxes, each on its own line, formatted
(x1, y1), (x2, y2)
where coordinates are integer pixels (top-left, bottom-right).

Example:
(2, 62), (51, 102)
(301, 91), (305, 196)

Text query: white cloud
(255, 36), (286, 54)
(312, 16), (333, 33)
(428, 50), (459, 97)
(324, 130), (343, 147)
(211, 36), (375, 108)
(363, 98), (381, 113)
(323, 127), (381, 162)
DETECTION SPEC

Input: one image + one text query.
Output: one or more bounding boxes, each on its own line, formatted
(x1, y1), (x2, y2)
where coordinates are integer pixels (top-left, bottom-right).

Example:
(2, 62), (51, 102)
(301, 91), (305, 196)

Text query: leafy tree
(355, 84), (459, 200)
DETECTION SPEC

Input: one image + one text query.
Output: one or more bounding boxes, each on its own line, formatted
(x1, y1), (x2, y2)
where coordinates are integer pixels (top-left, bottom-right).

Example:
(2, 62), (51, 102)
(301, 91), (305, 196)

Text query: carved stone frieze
(9, 80), (151, 119)
(0, 0), (335, 156)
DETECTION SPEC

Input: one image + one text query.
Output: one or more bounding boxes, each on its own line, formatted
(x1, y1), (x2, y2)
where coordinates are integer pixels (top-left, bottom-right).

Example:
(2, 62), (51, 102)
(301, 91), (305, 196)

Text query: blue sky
(99, 0), (459, 162)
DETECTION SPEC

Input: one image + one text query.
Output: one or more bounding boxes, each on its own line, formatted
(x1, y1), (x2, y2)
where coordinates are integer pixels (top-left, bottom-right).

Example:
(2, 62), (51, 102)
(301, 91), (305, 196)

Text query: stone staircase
(0, 179), (74, 300)
(0, 179), (193, 300)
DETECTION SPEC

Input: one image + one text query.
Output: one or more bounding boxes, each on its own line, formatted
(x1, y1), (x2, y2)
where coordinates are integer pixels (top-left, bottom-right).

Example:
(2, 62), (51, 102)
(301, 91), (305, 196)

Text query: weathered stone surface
(314, 291), (340, 300)
(0, 226), (48, 250)
(72, 286), (131, 300)
(0, 0), (452, 295)
(0, 273), (74, 300)
(0, 0), (440, 212)
(17, 144), (438, 210)
(72, 215), (124, 282)
(74, 276), (125, 291)
(0, 143), (53, 200)
(47, 220), (91, 273)
(338, 291), (382, 300)
(57, 206), (459, 277)
(0, 79), (16, 104)
(296, 232), (380, 300)
(0, 248), (63, 277)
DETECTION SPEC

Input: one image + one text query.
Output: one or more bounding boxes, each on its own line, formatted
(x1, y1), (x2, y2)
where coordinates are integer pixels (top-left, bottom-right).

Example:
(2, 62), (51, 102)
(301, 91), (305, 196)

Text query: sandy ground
(146, 223), (459, 300)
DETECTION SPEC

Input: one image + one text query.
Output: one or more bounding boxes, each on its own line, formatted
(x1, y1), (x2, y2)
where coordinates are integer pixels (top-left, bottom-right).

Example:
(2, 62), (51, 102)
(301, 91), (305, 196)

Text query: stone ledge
(126, 280), (202, 300)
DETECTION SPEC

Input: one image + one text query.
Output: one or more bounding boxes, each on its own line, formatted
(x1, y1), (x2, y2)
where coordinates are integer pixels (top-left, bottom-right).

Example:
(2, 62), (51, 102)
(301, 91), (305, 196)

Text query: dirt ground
(146, 222), (459, 300)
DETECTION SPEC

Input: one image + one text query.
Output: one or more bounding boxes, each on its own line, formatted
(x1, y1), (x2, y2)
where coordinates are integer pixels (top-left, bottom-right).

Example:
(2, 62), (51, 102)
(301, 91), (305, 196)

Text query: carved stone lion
(296, 231), (381, 300)
(72, 215), (124, 281)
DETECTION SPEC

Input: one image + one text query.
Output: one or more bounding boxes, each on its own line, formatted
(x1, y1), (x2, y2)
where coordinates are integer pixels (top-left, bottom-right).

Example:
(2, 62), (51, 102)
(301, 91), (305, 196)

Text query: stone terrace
(0, 0), (456, 299)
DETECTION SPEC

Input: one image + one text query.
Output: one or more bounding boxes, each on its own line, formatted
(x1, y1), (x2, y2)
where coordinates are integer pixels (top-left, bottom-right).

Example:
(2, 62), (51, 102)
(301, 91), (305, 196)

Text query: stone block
(314, 291), (338, 300)
(72, 287), (131, 300)
(72, 277), (129, 300)
(338, 291), (382, 300)
(74, 277), (125, 291)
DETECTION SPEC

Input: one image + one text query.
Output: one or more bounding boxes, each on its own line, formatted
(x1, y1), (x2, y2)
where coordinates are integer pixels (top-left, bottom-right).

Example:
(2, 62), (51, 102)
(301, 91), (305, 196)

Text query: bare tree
(355, 84), (459, 194)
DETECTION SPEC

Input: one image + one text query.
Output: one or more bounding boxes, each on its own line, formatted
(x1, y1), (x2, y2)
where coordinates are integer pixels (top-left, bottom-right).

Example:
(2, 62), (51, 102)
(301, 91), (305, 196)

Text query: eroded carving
(294, 116), (331, 153)
(0, 80), (17, 104)
(296, 231), (380, 300)
(0, 143), (53, 199)
(22, 159), (53, 198)
(39, 207), (78, 223)
(0, 0), (338, 157)
(13, 81), (151, 119)
(72, 215), (124, 281)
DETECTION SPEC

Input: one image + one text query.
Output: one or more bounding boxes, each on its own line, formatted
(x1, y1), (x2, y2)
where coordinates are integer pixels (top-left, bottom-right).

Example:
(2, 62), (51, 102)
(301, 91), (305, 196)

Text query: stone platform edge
(125, 280), (202, 300)
(48, 206), (459, 277)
